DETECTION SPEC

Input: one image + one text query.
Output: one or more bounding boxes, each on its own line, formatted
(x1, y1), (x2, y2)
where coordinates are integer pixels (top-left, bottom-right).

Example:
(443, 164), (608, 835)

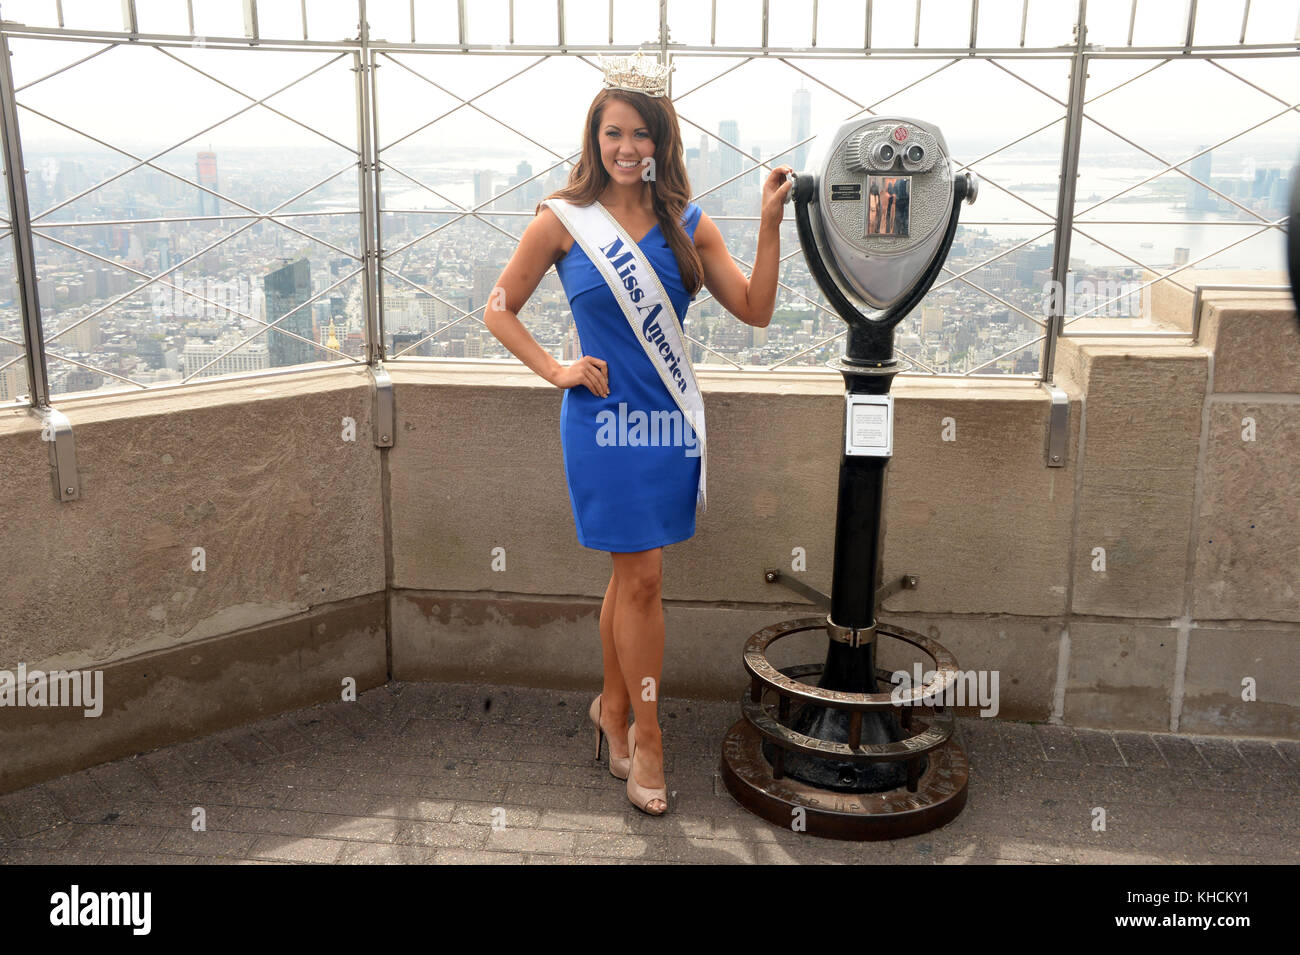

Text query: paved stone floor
(1, 681), (1296, 864)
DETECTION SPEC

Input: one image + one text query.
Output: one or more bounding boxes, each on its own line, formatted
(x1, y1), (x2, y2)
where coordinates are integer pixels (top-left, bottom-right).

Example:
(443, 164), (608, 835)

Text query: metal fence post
(0, 31), (51, 409)
(1042, 0), (1089, 385)
(355, 7), (383, 364)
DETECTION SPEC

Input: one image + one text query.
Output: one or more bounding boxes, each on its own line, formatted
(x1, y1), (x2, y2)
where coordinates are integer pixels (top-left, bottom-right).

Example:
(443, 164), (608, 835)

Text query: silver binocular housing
(846, 125), (942, 175)
(799, 116), (976, 312)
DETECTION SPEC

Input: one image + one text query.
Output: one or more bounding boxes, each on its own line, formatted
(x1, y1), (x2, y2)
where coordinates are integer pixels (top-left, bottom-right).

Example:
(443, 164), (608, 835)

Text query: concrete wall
(0, 367), (390, 791)
(1, 293), (1296, 792)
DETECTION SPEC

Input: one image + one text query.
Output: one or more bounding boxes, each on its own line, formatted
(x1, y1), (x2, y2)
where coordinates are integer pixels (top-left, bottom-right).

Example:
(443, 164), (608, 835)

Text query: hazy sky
(3, 0), (1298, 166)
(3, 0), (1297, 47)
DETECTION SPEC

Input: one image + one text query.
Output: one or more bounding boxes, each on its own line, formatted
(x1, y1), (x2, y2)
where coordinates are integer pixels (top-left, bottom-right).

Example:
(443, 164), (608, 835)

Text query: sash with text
(545, 198), (707, 513)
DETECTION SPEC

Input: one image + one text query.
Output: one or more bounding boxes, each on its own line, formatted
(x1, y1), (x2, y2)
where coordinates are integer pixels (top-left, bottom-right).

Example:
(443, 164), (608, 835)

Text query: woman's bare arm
(483, 208), (567, 384)
(694, 165), (793, 327)
(484, 206), (609, 397)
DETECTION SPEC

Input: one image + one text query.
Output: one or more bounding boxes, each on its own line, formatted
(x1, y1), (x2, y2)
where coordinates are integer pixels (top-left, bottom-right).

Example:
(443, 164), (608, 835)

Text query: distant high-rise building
(791, 88), (811, 172)
(54, 160), (84, 200)
(699, 133), (722, 189)
(544, 165), (567, 197)
(921, 305), (944, 335)
(196, 151), (219, 217)
(465, 329), (484, 358)
(1187, 147), (1214, 212)
(750, 146), (763, 190)
(1253, 166), (1275, 198)
(182, 339), (269, 378)
(1269, 173), (1290, 213)
(510, 160), (533, 211)
(1173, 247), (1190, 268)
(473, 264), (499, 316)
(1017, 244), (1054, 285)
(264, 258), (316, 367)
(719, 120), (741, 198)
(155, 236), (174, 274)
(563, 323), (582, 361)
(65, 316), (101, 352)
(474, 170), (494, 209)
(0, 361), (28, 402)
(685, 146), (702, 190)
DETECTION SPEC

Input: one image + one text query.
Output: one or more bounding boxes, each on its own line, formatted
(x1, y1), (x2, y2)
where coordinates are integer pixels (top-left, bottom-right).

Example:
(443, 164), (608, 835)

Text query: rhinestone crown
(598, 51), (672, 98)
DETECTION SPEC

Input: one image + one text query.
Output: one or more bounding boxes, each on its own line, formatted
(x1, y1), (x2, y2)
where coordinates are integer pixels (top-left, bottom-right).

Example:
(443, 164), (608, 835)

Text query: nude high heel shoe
(626, 723), (669, 816)
(588, 695), (631, 780)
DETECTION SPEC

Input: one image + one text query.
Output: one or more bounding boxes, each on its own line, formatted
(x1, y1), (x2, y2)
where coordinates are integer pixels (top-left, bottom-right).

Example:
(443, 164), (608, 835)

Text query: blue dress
(554, 201), (704, 552)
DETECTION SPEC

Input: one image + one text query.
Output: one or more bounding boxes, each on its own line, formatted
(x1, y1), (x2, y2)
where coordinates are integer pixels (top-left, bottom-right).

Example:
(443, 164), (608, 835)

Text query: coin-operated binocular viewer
(720, 117), (978, 840)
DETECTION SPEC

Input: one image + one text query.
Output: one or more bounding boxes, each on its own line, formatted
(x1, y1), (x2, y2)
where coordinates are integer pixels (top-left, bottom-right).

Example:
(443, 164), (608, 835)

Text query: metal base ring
(719, 718), (969, 841)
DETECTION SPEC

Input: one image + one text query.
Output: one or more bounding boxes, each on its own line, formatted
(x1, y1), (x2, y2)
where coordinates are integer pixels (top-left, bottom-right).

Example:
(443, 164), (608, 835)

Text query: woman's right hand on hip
(551, 355), (609, 397)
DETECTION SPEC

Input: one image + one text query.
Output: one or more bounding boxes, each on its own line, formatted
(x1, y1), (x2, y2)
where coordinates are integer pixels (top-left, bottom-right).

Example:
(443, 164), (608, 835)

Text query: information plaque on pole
(844, 394), (893, 457)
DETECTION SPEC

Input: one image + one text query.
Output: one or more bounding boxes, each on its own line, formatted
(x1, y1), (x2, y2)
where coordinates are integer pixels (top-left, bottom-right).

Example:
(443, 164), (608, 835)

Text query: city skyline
(1, 4), (1295, 400)
(4, 96), (1289, 403)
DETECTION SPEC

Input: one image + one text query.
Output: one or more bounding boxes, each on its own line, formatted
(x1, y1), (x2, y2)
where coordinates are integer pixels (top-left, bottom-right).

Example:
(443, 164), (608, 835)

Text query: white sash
(545, 198), (707, 514)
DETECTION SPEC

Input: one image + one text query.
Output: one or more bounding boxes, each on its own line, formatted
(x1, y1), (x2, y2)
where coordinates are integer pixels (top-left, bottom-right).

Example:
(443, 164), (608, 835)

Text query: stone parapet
(1, 287), (1296, 792)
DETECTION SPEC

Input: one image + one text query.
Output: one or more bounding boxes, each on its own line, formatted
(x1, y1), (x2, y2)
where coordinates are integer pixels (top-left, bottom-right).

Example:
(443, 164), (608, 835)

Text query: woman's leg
(598, 566), (630, 759)
(610, 547), (667, 811)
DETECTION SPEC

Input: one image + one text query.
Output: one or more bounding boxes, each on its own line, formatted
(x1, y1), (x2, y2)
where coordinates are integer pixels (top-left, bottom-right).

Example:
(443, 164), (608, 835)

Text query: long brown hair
(538, 88), (703, 297)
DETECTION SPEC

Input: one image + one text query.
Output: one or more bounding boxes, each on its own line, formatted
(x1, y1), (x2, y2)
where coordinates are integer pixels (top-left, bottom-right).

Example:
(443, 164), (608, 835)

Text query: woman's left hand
(761, 165), (794, 228)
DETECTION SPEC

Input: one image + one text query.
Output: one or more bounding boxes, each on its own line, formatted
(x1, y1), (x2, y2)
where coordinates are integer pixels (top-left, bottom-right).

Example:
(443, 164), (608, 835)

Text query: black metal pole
(772, 362), (910, 791)
(762, 174), (969, 792)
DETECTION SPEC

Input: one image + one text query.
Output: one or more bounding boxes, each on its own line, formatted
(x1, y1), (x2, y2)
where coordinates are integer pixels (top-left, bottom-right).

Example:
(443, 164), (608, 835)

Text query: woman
(484, 65), (791, 816)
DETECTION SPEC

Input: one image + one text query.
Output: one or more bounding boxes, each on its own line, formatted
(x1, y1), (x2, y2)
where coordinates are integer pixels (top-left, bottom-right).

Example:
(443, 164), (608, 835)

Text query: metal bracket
(1044, 383), (1068, 468)
(370, 361), (393, 448)
(825, 614), (877, 648)
(763, 568), (830, 610)
(39, 406), (80, 501)
(876, 574), (919, 603)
